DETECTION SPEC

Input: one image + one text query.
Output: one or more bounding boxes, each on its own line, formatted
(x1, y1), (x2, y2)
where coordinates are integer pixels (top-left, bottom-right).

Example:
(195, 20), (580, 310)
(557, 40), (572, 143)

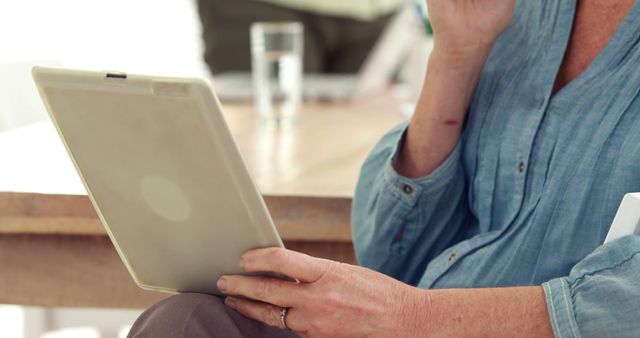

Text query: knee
(129, 293), (224, 338)
(157, 293), (224, 312)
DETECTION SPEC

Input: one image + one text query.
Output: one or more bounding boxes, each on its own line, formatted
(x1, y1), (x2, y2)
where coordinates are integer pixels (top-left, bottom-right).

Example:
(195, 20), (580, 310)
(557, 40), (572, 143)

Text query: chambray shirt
(352, 1), (640, 337)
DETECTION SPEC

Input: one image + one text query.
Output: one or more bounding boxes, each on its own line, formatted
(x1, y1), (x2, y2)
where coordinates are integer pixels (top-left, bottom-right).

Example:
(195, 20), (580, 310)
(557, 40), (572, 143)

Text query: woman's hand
(217, 248), (430, 338)
(426, 0), (516, 55)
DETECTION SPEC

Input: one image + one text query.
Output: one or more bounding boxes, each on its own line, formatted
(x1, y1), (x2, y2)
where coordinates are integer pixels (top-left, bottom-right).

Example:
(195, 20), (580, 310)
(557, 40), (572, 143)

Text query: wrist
(396, 287), (434, 337)
(429, 41), (494, 72)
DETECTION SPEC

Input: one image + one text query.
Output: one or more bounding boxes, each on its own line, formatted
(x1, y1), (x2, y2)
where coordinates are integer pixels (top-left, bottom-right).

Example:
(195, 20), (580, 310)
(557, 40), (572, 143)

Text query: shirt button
(448, 252), (457, 261)
(518, 161), (525, 173)
(402, 184), (414, 194)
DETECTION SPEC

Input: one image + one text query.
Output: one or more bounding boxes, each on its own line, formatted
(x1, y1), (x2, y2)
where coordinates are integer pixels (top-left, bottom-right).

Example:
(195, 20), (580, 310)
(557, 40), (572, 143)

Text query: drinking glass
(250, 22), (303, 128)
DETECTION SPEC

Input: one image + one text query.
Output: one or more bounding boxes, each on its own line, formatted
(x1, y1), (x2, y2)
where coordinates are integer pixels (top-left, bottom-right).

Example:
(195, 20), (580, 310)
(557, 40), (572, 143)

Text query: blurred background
(0, 0), (432, 337)
(0, 0), (207, 133)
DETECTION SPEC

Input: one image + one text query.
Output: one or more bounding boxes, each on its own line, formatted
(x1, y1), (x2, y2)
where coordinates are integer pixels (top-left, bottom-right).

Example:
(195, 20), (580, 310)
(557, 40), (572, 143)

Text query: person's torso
(419, 0), (640, 289)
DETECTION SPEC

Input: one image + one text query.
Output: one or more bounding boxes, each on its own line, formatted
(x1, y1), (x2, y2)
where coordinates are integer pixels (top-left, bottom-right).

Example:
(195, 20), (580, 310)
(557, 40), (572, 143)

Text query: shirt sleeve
(542, 235), (640, 338)
(351, 121), (471, 285)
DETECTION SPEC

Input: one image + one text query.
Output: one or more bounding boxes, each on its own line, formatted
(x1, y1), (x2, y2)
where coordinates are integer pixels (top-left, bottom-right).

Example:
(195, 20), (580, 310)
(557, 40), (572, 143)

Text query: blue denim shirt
(352, 1), (640, 337)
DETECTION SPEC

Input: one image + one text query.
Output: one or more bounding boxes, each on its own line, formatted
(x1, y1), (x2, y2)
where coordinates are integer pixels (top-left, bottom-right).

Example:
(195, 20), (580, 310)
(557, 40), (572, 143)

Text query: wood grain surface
(0, 235), (355, 308)
(0, 192), (357, 308)
(0, 192), (353, 241)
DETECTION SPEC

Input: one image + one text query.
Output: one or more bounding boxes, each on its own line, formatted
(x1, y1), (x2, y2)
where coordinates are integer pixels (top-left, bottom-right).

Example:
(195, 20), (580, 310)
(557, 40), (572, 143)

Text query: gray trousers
(128, 293), (300, 338)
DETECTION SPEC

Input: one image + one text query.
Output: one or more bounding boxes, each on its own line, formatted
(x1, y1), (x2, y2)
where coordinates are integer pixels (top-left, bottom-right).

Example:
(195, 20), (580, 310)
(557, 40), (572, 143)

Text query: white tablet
(32, 66), (284, 295)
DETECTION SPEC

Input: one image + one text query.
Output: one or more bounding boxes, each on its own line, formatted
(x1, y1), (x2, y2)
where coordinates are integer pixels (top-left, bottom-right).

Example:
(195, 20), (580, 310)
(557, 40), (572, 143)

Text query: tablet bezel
(32, 66), (284, 295)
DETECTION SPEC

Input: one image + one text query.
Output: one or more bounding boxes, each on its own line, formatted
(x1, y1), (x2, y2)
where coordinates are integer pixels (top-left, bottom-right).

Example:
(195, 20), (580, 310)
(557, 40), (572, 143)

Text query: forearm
(395, 0), (515, 179)
(410, 286), (554, 337)
(395, 47), (492, 178)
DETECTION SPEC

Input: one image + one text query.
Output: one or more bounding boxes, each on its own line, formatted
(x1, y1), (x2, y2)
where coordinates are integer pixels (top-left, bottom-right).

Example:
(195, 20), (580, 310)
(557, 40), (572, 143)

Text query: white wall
(0, 0), (208, 132)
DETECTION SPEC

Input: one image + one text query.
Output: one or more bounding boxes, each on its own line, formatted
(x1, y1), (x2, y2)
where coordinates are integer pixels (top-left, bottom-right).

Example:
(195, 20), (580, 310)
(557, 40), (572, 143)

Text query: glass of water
(251, 22), (303, 128)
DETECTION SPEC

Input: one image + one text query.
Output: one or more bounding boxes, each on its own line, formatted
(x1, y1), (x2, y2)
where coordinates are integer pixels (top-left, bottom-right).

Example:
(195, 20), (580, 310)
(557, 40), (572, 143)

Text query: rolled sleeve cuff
(383, 128), (463, 207)
(542, 278), (582, 338)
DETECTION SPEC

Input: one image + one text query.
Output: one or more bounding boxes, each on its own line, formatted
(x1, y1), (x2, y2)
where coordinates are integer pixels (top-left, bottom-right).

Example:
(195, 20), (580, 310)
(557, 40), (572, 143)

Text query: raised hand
(426, 0), (516, 53)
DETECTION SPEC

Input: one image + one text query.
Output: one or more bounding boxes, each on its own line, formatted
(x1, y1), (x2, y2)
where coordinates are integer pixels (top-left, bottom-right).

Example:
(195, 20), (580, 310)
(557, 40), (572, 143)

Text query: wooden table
(0, 95), (405, 308)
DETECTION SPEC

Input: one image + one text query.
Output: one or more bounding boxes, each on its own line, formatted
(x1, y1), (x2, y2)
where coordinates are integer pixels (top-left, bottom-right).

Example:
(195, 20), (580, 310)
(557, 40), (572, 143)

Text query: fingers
(217, 275), (299, 307)
(224, 296), (303, 332)
(240, 247), (331, 283)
